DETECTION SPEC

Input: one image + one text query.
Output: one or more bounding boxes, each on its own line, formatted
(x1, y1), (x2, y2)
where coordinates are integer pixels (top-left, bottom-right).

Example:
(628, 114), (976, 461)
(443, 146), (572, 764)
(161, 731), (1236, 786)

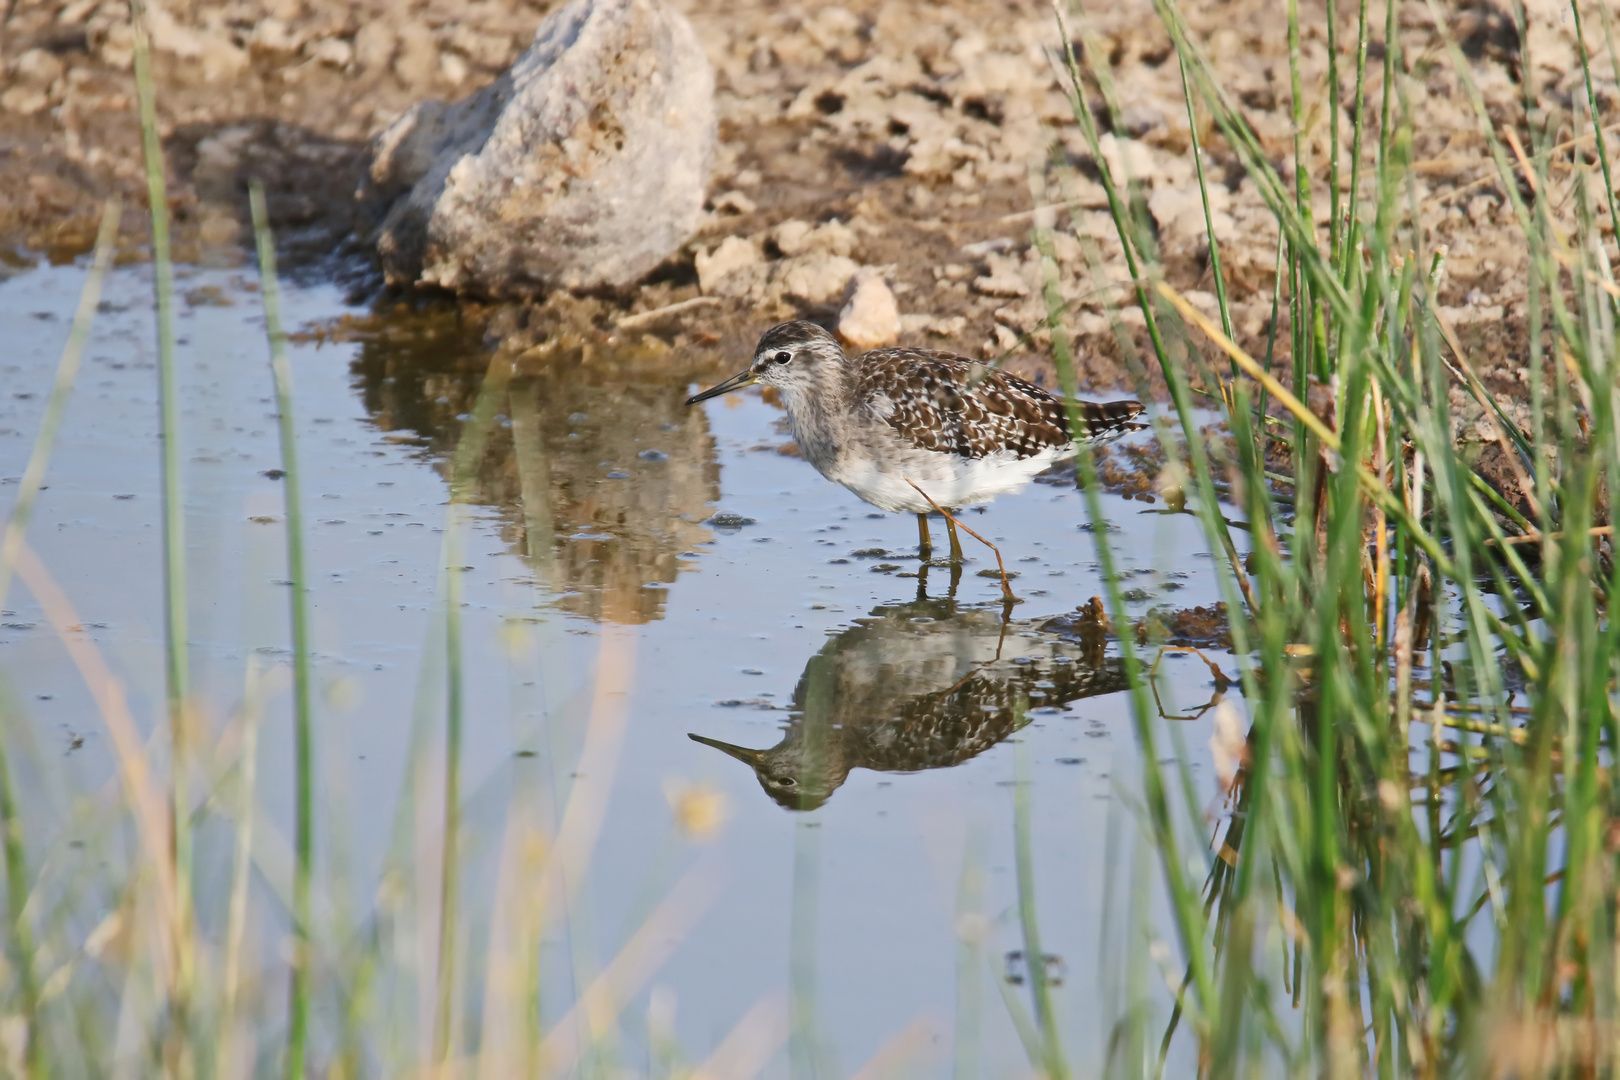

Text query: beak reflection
(687, 733), (765, 765)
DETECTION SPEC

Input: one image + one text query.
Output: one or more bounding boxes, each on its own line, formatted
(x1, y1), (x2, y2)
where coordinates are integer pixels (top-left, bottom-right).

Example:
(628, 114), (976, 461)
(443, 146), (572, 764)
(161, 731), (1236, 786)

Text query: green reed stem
(1175, 52), (1234, 347)
(1325, 0), (1342, 270)
(434, 506), (465, 1065)
(129, 5), (197, 1055)
(1054, 1), (1255, 614)
(249, 183), (316, 1080)
(0, 693), (41, 1078)
(1342, 0), (1371, 280)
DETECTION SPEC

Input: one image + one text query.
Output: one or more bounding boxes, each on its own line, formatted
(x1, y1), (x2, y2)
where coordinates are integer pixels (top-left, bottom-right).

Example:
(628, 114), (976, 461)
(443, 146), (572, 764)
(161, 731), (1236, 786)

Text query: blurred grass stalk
(1040, 0), (1620, 1071)
(3, 21), (780, 1080)
(248, 184), (316, 1080)
(130, 1), (196, 1055)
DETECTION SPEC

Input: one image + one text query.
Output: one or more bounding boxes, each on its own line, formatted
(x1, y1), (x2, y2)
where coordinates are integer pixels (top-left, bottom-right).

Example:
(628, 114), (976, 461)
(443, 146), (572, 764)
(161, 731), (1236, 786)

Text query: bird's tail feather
(1065, 399), (1147, 443)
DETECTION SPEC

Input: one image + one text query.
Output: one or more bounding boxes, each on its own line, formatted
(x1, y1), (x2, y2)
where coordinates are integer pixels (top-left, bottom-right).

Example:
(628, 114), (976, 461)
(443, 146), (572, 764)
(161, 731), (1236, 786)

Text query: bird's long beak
(688, 732), (765, 765)
(686, 368), (757, 405)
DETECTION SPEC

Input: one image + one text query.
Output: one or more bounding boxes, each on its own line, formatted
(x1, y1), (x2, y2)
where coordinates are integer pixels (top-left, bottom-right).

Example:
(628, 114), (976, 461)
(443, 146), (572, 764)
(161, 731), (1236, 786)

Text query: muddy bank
(1, 0), (1614, 402)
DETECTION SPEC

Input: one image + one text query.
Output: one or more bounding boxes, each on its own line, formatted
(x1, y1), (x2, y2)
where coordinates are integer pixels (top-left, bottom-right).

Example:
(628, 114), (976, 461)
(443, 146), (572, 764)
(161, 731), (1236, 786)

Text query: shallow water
(0, 262), (1244, 1074)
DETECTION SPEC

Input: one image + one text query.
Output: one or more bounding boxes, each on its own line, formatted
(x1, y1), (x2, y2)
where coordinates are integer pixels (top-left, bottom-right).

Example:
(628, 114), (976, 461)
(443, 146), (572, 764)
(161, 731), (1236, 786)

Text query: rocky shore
(0, 0), (1613, 405)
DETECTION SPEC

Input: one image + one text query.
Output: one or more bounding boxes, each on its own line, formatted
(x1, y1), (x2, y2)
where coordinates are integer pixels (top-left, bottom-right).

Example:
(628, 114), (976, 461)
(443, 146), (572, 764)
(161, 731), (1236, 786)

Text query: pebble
(837, 270), (902, 350)
(307, 37), (354, 68)
(0, 87), (49, 116)
(710, 190), (756, 215)
(12, 48), (64, 86)
(439, 51), (470, 85)
(249, 17), (303, 59)
(353, 22), (397, 73)
(696, 236), (760, 294)
(775, 252), (857, 304)
(774, 218), (856, 258)
(392, 23), (439, 87)
(972, 273), (1028, 298)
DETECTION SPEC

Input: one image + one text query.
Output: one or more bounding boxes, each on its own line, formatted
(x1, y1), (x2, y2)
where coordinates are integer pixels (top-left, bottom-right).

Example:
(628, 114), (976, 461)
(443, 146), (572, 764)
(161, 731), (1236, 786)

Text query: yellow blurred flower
(663, 779), (728, 841)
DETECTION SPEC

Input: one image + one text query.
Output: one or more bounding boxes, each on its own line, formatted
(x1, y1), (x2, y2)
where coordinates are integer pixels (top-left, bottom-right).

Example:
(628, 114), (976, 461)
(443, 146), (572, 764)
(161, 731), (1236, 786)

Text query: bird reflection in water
(690, 586), (1128, 810)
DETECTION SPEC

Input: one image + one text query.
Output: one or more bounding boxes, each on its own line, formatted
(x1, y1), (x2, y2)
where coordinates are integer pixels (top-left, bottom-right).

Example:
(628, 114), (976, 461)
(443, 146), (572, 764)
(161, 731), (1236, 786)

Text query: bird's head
(687, 730), (845, 811)
(685, 321), (846, 406)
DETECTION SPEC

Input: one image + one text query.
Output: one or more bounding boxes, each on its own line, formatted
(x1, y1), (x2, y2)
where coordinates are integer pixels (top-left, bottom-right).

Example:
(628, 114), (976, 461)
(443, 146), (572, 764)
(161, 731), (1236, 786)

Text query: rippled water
(0, 262), (1244, 1074)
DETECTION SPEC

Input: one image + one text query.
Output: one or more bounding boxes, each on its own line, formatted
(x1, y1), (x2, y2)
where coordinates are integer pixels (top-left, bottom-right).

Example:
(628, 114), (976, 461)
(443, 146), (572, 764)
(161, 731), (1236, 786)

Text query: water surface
(0, 262), (1243, 1075)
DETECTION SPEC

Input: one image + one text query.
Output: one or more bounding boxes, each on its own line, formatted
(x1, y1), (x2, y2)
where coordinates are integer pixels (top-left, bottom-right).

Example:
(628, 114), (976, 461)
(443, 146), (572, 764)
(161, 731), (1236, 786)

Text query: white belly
(827, 444), (1074, 514)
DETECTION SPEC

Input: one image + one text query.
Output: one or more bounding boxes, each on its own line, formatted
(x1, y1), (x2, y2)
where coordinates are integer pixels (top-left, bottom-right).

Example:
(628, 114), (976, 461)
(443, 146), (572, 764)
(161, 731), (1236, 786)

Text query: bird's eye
(776, 776), (797, 787)
(774, 350), (792, 365)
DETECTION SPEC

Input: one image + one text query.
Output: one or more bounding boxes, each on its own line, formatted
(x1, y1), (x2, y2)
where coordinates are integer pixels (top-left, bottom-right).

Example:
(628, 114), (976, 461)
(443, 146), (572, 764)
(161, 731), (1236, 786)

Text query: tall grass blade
(128, 6), (195, 1040)
(1570, 1), (1620, 244)
(249, 183), (317, 1080)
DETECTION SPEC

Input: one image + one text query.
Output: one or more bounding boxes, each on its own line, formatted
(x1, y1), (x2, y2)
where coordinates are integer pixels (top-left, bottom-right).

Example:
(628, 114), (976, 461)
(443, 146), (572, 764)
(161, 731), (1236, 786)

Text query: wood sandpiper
(686, 321), (1145, 600)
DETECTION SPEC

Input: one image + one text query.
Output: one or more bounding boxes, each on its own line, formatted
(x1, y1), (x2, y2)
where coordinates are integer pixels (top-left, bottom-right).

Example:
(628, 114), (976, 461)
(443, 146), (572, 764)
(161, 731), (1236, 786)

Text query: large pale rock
(361, 0), (716, 297)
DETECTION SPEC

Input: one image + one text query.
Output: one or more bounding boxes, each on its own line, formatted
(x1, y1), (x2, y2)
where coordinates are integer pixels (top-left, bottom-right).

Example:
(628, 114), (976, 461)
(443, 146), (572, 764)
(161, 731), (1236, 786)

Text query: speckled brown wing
(852, 348), (1144, 460)
(835, 660), (1131, 773)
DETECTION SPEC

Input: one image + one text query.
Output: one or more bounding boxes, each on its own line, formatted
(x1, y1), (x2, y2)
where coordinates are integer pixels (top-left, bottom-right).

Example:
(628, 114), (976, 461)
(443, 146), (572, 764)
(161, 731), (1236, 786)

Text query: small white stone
(354, 22), (397, 72)
(695, 236), (760, 293)
(972, 273), (1028, 299)
(307, 37), (354, 68)
(249, 17), (303, 59)
(98, 24), (135, 70)
(12, 48), (64, 86)
(1184, 289), (1219, 315)
(774, 253), (857, 304)
(439, 50), (469, 85)
(710, 190), (756, 215)
(447, 26), (513, 69)
(837, 271), (902, 351)
(57, 0), (97, 24)
(391, 23), (437, 87)
(773, 217), (855, 258)
(806, 220), (855, 257)
(144, 4), (248, 81)
(0, 86), (50, 115)
(773, 219), (813, 255)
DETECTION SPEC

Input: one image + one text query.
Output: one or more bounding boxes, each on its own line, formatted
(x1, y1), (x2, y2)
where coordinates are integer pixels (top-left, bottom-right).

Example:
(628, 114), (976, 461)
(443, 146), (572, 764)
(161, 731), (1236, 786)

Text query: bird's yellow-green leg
(916, 513), (932, 561)
(944, 514), (965, 563)
(904, 479), (1018, 604)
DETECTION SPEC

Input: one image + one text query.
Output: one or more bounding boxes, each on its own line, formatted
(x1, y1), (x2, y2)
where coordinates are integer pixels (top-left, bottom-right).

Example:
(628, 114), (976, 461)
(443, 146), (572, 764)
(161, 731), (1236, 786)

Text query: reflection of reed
(351, 329), (721, 624)
(693, 595), (1132, 810)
